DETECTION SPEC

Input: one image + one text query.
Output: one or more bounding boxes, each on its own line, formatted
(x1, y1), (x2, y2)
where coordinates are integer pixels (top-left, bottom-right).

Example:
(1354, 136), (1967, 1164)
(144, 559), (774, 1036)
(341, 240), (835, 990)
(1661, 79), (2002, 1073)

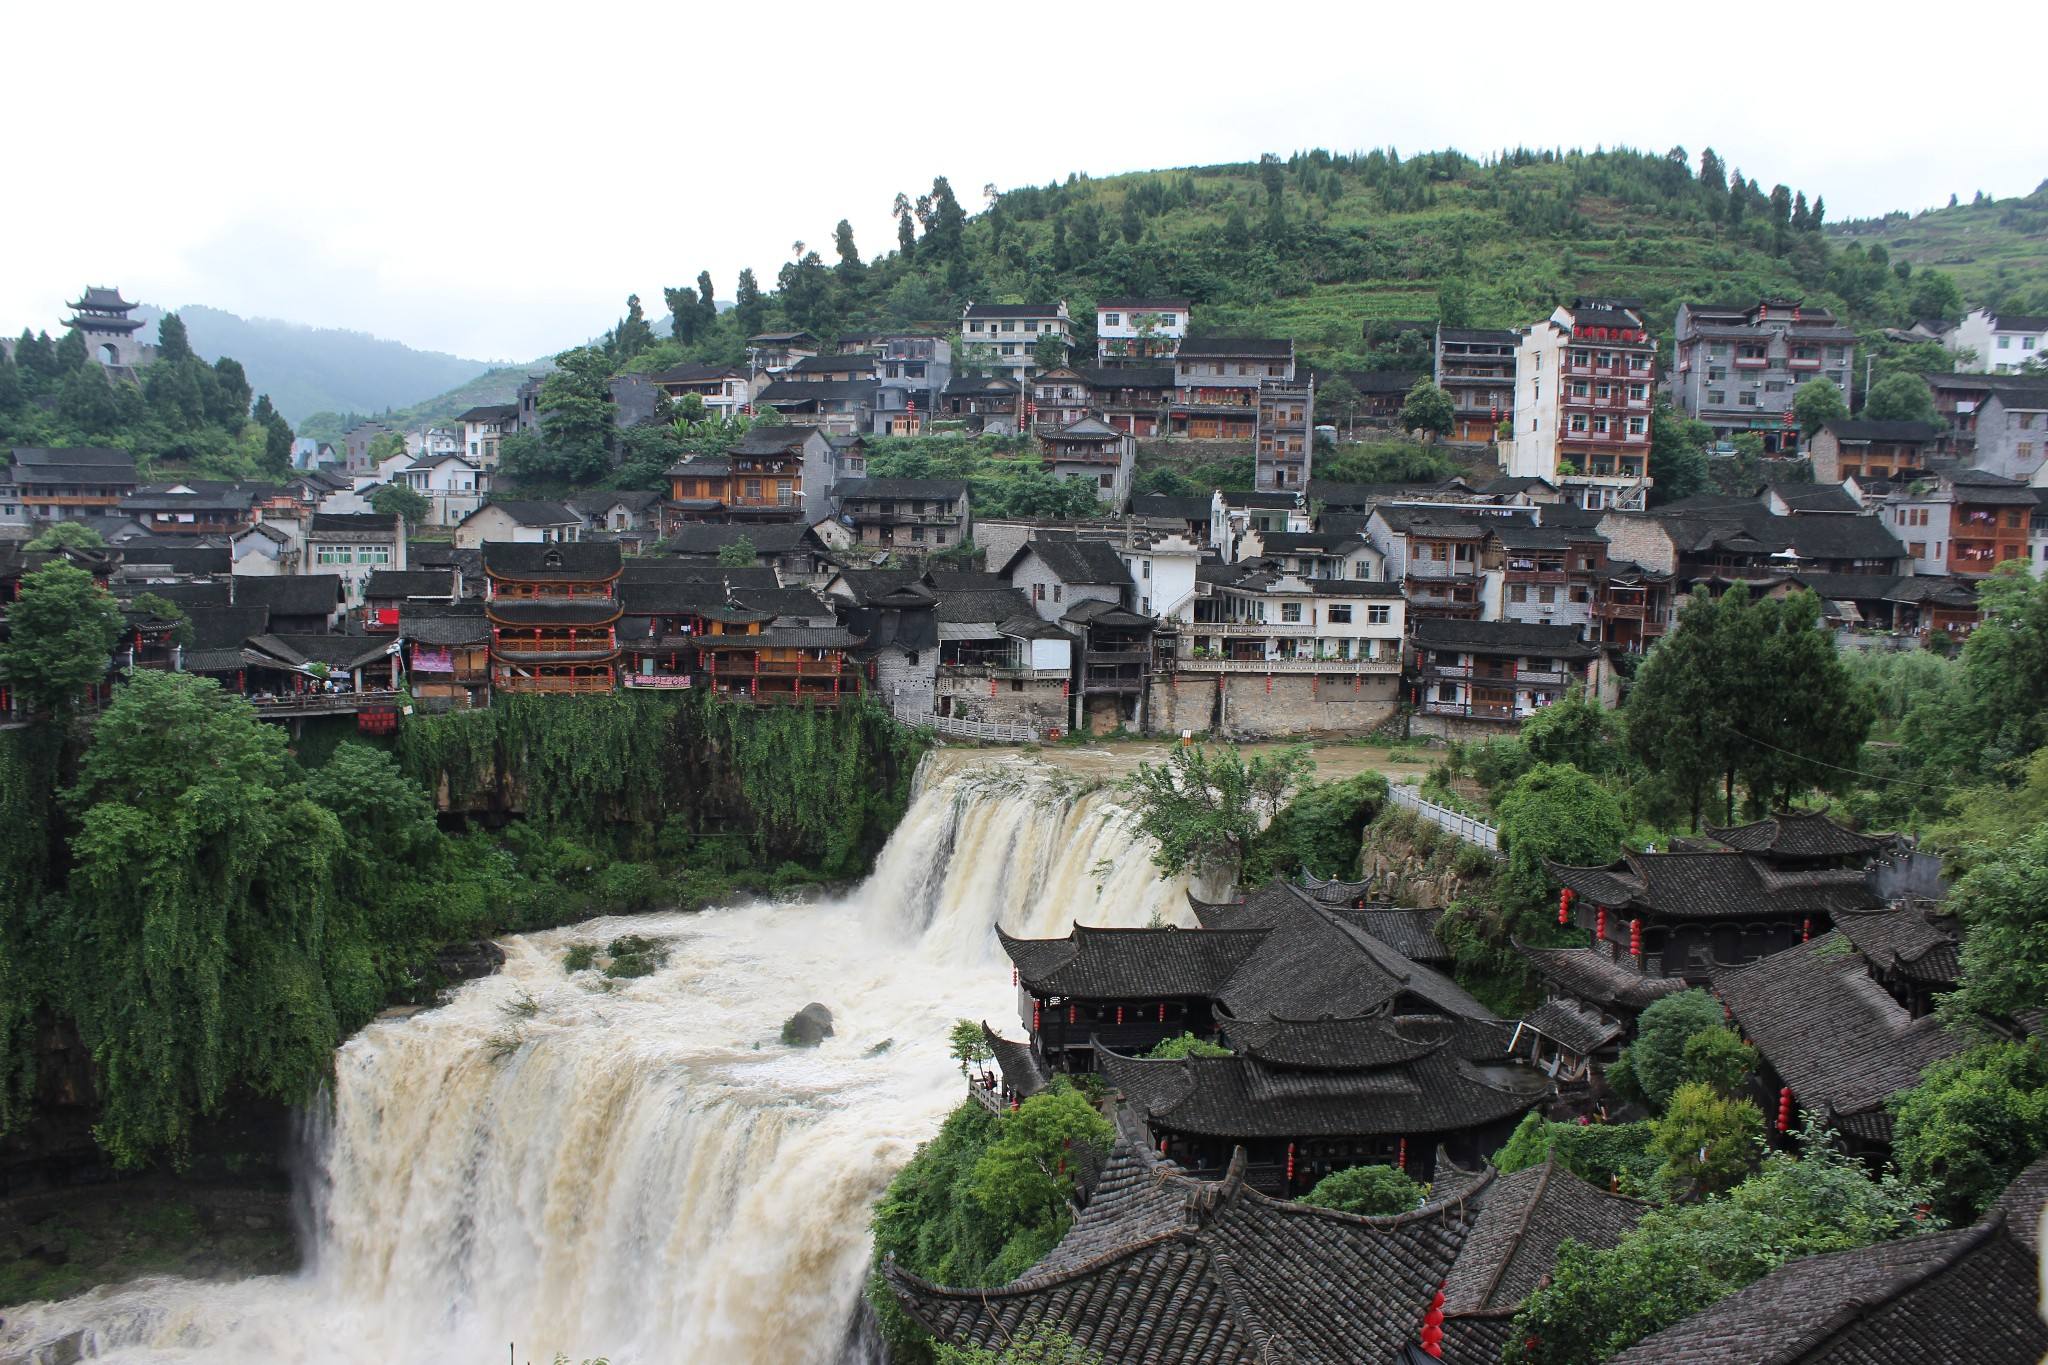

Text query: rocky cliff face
(1358, 808), (1495, 907)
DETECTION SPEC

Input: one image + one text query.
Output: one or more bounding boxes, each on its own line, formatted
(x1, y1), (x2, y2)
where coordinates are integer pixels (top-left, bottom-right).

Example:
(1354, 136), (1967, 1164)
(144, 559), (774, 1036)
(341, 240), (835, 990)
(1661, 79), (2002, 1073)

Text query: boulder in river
(781, 1002), (835, 1047)
(434, 940), (507, 985)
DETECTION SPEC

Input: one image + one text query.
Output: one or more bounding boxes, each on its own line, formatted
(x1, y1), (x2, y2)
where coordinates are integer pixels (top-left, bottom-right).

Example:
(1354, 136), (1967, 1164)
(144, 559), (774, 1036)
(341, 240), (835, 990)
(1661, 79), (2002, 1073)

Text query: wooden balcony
(494, 671), (615, 694)
(247, 689), (406, 718)
(1181, 656), (1400, 675)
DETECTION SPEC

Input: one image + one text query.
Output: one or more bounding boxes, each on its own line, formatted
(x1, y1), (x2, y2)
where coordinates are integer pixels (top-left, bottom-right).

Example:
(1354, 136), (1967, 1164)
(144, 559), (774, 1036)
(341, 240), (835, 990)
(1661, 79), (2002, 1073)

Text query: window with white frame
(1367, 604), (1390, 624)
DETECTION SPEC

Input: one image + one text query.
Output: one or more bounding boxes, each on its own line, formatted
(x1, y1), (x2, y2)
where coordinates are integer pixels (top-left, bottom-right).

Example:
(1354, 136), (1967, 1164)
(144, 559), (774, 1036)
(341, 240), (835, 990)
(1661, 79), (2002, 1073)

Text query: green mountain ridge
(1826, 182), (2048, 315)
(135, 304), (502, 426)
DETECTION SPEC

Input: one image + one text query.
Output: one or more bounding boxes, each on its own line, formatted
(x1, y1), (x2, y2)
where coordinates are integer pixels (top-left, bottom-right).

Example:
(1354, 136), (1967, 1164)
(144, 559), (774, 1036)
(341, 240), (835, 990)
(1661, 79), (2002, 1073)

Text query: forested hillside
(614, 146), (1979, 383)
(1830, 182), (2048, 314)
(296, 361), (549, 445)
(137, 306), (498, 426)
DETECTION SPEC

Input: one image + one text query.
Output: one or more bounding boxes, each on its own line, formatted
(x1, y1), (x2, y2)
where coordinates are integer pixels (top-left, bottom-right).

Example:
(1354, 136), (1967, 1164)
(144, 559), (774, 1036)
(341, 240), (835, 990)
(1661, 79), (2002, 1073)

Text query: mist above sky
(4, 0), (2042, 363)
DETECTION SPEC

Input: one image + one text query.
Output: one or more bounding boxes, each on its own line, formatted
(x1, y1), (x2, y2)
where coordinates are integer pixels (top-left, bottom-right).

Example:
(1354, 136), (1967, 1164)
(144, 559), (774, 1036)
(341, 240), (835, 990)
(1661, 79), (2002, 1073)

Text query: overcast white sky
(4, 1), (2043, 363)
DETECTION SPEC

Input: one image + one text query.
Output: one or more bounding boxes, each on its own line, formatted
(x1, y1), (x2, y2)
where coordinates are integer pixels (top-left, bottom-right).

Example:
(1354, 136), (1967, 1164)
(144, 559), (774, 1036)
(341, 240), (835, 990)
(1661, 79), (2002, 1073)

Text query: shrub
(1889, 1040), (2048, 1221)
(1651, 1082), (1764, 1198)
(1143, 1032), (1232, 1059)
(1679, 1026), (1757, 1096)
(1492, 1112), (1661, 1196)
(1298, 1162), (1425, 1215)
(563, 944), (596, 973)
(1620, 990), (1726, 1112)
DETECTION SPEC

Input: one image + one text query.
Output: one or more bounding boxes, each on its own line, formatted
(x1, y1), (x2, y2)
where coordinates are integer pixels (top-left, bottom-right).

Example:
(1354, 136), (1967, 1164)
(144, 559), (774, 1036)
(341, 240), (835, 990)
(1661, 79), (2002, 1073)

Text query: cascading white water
(0, 751), (1190, 1365)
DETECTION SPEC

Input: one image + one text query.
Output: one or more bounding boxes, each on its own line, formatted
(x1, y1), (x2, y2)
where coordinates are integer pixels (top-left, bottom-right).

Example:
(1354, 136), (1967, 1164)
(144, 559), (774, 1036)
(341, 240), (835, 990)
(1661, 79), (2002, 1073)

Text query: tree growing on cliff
(1121, 744), (1314, 884)
(0, 562), (123, 718)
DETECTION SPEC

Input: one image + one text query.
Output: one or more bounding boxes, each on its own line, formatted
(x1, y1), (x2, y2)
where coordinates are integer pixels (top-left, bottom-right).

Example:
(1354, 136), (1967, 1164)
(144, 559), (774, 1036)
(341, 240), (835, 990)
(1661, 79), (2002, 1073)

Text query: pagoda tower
(64, 286), (147, 369)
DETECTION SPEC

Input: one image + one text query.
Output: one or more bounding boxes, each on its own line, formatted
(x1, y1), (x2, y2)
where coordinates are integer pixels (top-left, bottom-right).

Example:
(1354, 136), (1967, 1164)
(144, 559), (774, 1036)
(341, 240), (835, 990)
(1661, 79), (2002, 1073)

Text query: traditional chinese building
(481, 541), (623, 694)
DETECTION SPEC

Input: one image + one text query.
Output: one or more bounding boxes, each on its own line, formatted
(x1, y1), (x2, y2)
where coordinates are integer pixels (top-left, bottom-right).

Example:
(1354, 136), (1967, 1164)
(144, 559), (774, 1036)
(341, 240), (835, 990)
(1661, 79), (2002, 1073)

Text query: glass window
(1327, 604), (1352, 624)
(1368, 604), (1391, 624)
(1281, 602), (1303, 622)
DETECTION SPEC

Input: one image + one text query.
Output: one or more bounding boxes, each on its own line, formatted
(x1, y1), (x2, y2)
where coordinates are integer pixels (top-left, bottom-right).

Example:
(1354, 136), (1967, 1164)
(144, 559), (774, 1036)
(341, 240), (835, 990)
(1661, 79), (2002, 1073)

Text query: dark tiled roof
(1607, 1218), (2046, 1364)
(727, 426), (821, 455)
(649, 361), (744, 383)
(363, 570), (454, 599)
(1334, 908), (1450, 965)
(758, 377), (879, 406)
(1988, 1154), (2048, 1254)
(1516, 945), (1687, 1010)
(233, 574), (343, 616)
(1077, 365), (1175, 390)
(1518, 997), (1623, 1055)
(1342, 368), (1427, 394)
(998, 925), (1268, 998)
(456, 404), (518, 423)
(1130, 494), (1213, 522)
(1707, 810), (1892, 860)
(1007, 534), (1129, 586)
(480, 541), (623, 581)
(399, 603), (490, 645)
(308, 512), (399, 535)
(730, 586), (834, 620)
(935, 587), (1036, 625)
(1410, 616), (1597, 658)
(940, 374), (1019, 396)
(473, 499), (577, 528)
(834, 477), (969, 501)
(1214, 1009), (1442, 1069)
(1769, 483), (1860, 513)
(183, 605), (272, 651)
(1177, 336), (1294, 358)
(1830, 902), (1959, 987)
(1099, 1041), (1544, 1140)
(963, 302), (1063, 319)
(1822, 419), (1944, 443)
(982, 1023), (1050, 1101)
(120, 581), (231, 610)
(664, 521), (819, 556)
(887, 1145), (1491, 1365)
(1717, 934), (1965, 1137)
(485, 599), (622, 627)
(1438, 327), (1519, 345)
(111, 544), (232, 575)
(1441, 1158), (1646, 1316)
(1545, 851), (1880, 921)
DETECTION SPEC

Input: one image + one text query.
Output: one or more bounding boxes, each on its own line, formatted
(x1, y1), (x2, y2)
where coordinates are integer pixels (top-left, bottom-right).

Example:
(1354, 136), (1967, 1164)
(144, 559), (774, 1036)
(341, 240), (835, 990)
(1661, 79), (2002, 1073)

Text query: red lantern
(1558, 886), (1573, 925)
(1067, 1004), (1076, 1026)
(1778, 1087), (1794, 1133)
(1595, 905), (1607, 944)
(1158, 1003), (1166, 1023)
(1398, 1138), (1408, 1171)
(1286, 1143), (1296, 1182)
(1420, 1285), (1447, 1359)
(1629, 919), (1643, 958)
(1116, 1006), (1124, 1026)
(1801, 918), (1812, 943)
(1032, 1001), (1041, 1030)
(1011, 967), (1017, 987)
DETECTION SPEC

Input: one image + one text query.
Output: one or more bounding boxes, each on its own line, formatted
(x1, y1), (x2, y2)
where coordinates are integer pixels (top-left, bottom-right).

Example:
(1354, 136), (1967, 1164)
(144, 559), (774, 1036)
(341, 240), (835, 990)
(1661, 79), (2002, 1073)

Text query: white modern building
(1949, 309), (2048, 374)
(1095, 298), (1189, 367)
(1509, 300), (1656, 511)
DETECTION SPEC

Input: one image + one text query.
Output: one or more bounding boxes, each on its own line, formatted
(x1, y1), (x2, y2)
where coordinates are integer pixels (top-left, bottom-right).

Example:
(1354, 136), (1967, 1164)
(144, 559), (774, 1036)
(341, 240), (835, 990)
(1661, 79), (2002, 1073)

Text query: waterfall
(0, 751), (1188, 1365)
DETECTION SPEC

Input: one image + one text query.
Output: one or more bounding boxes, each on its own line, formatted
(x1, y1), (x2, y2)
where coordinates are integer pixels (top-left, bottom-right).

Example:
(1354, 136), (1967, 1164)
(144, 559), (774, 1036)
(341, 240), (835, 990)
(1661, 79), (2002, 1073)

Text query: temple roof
(997, 924), (1268, 998)
(887, 1143), (1489, 1365)
(1098, 1041), (1544, 1140)
(69, 286), (136, 311)
(1706, 810), (1893, 861)
(1440, 1157), (1647, 1318)
(1828, 901), (1960, 987)
(479, 541), (623, 581)
(982, 1022), (1050, 1101)
(1715, 934), (1965, 1141)
(1212, 1008), (1446, 1070)
(1515, 944), (1688, 1011)
(484, 599), (622, 627)
(1518, 997), (1623, 1055)
(1607, 1216), (2046, 1364)
(1543, 851), (1880, 920)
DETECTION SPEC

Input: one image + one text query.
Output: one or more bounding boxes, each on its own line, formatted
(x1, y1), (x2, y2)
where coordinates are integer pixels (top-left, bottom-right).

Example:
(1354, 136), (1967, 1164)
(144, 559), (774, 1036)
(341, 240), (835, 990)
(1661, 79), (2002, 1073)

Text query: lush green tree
(1399, 378), (1456, 439)
(1032, 331), (1067, 372)
(1493, 762), (1628, 913)
(1651, 1082), (1763, 1199)
(23, 521), (106, 553)
(156, 311), (195, 364)
(369, 482), (431, 527)
(1940, 820), (2048, 1024)
(948, 1019), (993, 1077)
(1679, 1025), (1757, 1097)
(663, 285), (703, 345)
(1621, 990), (1727, 1112)
(1492, 1113), (1661, 1195)
(1436, 277), (1474, 329)
(1243, 771), (1388, 883)
(1143, 1032), (1232, 1060)
(1517, 687), (1621, 776)
(1889, 1041), (2048, 1222)
(1506, 1131), (1934, 1363)
(366, 431), (408, 465)
(968, 1087), (1116, 1231)
(1862, 372), (1938, 424)
(1315, 374), (1361, 436)
(1790, 376), (1849, 439)
(1121, 744), (1314, 882)
(716, 535), (758, 567)
(734, 268), (765, 338)
(252, 393), (294, 473)
(1222, 205), (1251, 251)
(0, 563), (123, 718)
(536, 346), (617, 483)
(62, 671), (347, 1164)
(1299, 1162), (1425, 1215)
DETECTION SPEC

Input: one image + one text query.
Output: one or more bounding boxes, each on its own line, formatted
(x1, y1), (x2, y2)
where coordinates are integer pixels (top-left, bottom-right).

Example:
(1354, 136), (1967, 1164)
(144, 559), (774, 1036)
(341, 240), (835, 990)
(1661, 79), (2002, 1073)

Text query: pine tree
(833, 219), (863, 277)
(611, 294), (655, 360)
(734, 269), (764, 338)
(664, 285), (701, 345)
(695, 271), (718, 333)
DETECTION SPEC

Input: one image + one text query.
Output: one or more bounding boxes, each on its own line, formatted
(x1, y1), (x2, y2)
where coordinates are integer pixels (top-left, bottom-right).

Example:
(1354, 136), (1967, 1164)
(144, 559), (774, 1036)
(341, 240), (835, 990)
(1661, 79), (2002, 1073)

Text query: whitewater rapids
(0, 751), (1193, 1365)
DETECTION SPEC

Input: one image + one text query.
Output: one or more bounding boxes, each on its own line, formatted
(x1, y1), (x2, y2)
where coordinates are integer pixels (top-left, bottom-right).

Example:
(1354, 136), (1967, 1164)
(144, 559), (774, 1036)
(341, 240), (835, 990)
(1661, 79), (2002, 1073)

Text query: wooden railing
(891, 704), (1039, 743)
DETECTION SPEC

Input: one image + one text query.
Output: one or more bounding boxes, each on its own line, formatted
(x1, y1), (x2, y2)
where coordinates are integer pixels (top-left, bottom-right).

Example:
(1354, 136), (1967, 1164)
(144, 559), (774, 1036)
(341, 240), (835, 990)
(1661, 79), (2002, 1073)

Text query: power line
(1727, 728), (1953, 794)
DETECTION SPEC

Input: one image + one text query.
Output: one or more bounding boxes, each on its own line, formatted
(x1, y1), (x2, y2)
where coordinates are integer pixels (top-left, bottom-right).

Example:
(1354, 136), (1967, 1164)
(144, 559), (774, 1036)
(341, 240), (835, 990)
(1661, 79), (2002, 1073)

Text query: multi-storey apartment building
(1510, 300), (1656, 511)
(1948, 308), (2048, 373)
(650, 362), (754, 419)
(960, 302), (1072, 383)
(1434, 327), (1517, 442)
(1671, 299), (1858, 453)
(1170, 338), (1314, 491)
(457, 405), (519, 469)
(1095, 298), (1189, 366)
(1879, 469), (2035, 577)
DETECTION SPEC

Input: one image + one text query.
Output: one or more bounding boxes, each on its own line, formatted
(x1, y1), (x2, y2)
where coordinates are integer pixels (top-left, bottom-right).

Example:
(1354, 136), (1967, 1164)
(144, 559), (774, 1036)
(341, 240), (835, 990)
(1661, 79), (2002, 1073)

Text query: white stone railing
(1386, 782), (1500, 855)
(891, 704), (1040, 744)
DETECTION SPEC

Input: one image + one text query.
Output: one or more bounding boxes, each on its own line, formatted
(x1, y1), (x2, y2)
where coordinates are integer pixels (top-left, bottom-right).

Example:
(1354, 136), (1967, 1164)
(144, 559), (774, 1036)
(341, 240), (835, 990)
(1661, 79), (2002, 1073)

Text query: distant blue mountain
(135, 304), (498, 424)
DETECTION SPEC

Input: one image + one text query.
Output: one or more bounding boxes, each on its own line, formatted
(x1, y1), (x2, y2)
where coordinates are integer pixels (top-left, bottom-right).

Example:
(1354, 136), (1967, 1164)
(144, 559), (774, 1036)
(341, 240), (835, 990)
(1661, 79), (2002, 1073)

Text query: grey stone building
(1671, 299), (1858, 454)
